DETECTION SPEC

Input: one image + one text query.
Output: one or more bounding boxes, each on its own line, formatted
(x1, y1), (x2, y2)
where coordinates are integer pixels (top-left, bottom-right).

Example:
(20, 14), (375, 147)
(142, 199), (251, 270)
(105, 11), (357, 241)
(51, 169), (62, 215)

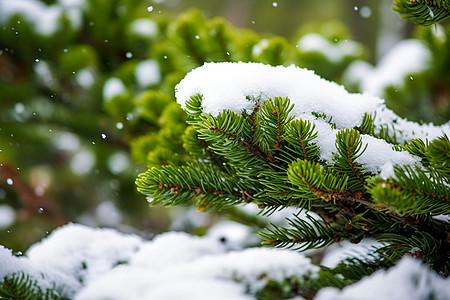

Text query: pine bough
(136, 62), (450, 283)
(393, 0), (450, 25)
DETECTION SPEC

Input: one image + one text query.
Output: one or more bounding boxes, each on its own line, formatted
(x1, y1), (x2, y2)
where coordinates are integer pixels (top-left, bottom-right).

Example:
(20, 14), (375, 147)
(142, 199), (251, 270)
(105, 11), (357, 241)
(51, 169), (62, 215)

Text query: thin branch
(346, 148), (367, 186)
(0, 164), (68, 225)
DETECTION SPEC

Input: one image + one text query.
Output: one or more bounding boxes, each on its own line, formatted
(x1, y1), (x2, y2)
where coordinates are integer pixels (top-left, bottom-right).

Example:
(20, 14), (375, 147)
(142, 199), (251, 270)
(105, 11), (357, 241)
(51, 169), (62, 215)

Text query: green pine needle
(0, 272), (63, 300)
(259, 213), (341, 251)
(334, 128), (368, 191)
(393, 0), (450, 26)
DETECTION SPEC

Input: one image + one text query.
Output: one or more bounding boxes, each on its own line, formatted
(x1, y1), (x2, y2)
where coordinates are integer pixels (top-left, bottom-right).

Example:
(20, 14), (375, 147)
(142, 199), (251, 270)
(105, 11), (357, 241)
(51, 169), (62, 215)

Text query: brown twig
(0, 163), (68, 225)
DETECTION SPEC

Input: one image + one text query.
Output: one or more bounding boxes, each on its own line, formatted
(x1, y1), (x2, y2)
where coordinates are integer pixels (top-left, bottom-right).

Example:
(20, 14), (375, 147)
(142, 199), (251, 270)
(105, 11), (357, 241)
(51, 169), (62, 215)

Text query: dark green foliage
(393, 0), (450, 26)
(282, 119), (320, 162)
(136, 162), (244, 211)
(312, 250), (396, 294)
(259, 213), (341, 251)
(287, 159), (348, 206)
(370, 165), (450, 216)
(333, 129), (368, 191)
(0, 272), (64, 300)
(3, 3), (306, 248)
(427, 135), (450, 179)
(2, 1), (450, 298)
(137, 93), (450, 281)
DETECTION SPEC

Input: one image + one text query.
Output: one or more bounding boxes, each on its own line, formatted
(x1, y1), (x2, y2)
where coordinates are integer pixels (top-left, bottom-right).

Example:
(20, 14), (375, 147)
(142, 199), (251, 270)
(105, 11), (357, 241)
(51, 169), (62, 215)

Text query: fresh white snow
(1, 223), (448, 299)
(320, 239), (384, 269)
(175, 62), (382, 128)
(315, 257), (450, 300)
(0, 224), (318, 299)
(175, 62), (448, 174)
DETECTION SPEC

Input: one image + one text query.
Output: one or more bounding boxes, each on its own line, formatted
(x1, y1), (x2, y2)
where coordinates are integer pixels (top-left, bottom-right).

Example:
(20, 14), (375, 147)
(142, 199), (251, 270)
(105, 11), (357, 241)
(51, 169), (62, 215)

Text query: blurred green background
(0, 0), (448, 252)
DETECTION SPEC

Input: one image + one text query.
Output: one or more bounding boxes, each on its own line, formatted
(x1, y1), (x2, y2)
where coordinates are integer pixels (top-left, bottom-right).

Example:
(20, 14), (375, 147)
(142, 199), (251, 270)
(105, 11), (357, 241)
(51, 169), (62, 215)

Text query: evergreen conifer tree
(1, 0), (449, 299)
(136, 63), (450, 293)
(135, 1), (450, 296)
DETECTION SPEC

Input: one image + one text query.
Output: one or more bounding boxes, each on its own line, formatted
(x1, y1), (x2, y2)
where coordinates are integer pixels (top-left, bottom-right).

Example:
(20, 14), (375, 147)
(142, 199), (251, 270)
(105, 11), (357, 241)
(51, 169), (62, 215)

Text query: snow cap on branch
(175, 62), (449, 142)
(175, 62), (450, 173)
(176, 62), (382, 129)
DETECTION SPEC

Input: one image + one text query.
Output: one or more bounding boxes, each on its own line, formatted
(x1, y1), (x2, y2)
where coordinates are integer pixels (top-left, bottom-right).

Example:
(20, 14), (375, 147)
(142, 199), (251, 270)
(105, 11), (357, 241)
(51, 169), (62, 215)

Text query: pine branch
(378, 231), (450, 273)
(427, 135), (450, 180)
(259, 96), (295, 150)
(255, 170), (298, 210)
(136, 162), (249, 211)
(287, 159), (348, 205)
(282, 119), (320, 162)
(396, 138), (429, 164)
(184, 94), (204, 118)
(369, 165), (450, 217)
(197, 109), (273, 165)
(139, 75), (450, 276)
(334, 129), (368, 191)
(357, 113), (376, 136)
(260, 214), (342, 251)
(393, 0), (450, 26)
(0, 272), (63, 300)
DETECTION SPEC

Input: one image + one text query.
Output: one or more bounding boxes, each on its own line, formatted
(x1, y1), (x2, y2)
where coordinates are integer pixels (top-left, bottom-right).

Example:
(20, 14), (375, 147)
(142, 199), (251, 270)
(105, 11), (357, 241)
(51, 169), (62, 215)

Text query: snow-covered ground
(1, 223), (449, 299)
(0, 223), (318, 299)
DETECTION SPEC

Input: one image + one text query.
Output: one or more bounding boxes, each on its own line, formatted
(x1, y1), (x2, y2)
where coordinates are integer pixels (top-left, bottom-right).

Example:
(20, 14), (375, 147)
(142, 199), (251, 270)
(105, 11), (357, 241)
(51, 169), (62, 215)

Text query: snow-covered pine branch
(136, 61), (450, 280)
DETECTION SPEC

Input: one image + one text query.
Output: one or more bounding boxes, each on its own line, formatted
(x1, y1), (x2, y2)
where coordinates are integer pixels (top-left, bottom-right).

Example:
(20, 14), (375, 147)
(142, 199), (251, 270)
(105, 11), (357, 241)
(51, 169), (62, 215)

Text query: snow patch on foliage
(373, 105), (447, 143)
(128, 231), (227, 269)
(26, 223), (143, 295)
(313, 128), (418, 174)
(1, 224), (449, 299)
(176, 62), (446, 173)
(77, 247), (318, 300)
(359, 135), (418, 174)
(176, 62), (382, 129)
(0, 223), (318, 299)
(315, 257), (450, 300)
(0, 246), (29, 278)
(206, 220), (259, 250)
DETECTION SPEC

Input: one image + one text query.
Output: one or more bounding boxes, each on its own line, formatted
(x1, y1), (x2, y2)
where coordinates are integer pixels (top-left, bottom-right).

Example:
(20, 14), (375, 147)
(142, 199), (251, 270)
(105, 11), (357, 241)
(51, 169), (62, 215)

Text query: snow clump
(175, 62), (449, 174)
(0, 223), (319, 299)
